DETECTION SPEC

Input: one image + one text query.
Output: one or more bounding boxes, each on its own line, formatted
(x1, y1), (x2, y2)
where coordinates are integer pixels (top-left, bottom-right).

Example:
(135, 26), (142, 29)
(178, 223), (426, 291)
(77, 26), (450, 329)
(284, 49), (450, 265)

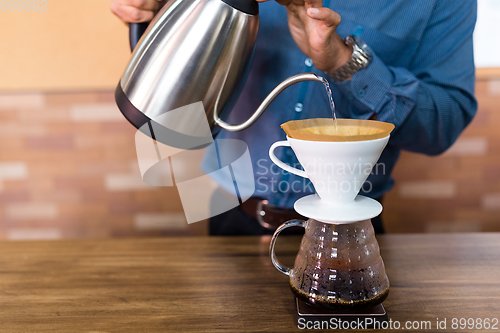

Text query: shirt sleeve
(332, 0), (478, 156)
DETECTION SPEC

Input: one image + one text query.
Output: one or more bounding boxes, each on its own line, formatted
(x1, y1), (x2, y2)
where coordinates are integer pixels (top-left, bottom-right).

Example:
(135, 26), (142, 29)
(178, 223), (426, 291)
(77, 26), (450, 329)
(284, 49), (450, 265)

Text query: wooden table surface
(0, 233), (499, 332)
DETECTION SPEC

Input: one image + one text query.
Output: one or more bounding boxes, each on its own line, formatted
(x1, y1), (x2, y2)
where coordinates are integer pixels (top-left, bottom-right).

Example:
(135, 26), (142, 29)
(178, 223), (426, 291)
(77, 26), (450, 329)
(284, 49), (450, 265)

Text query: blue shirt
(217, 0), (478, 208)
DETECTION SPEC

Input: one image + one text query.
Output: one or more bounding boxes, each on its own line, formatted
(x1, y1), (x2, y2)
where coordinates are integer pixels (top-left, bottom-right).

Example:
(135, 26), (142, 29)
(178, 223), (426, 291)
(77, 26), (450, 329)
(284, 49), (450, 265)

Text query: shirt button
(305, 58), (313, 67)
(349, 94), (355, 100)
(294, 103), (303, 112)
(359, 89), (366, 97)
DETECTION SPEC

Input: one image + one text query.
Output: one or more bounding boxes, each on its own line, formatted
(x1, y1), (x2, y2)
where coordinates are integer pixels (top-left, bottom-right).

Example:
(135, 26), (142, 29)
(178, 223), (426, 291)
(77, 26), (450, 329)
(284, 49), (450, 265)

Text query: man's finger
(304, 0), (322, 8)
(129, 0), (161, 11)
(256, 0), (293, 4)
(112, 5), (156, 23)
(286, 4), (306, 24)
(306, 7), (341, 28)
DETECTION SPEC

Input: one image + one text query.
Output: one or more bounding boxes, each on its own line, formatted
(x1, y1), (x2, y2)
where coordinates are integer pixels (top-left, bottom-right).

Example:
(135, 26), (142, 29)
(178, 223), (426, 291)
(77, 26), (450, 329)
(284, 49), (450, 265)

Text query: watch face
(352, 35), (372, 58)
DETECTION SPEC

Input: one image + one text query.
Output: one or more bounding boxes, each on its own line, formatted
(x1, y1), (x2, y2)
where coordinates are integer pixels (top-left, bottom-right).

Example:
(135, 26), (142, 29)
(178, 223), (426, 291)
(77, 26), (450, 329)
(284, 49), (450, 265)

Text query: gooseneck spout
(214, 72), (324, 132)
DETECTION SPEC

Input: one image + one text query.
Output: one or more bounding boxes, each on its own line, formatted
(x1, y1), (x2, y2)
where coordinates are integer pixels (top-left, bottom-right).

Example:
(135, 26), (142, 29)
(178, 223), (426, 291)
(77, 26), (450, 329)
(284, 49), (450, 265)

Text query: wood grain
(0, 234), (499, 332)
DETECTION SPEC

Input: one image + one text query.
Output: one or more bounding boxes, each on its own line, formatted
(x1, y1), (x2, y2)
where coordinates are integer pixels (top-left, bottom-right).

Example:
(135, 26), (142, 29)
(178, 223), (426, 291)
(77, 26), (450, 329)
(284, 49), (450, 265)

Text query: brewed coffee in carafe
(288, 219), (389, 310)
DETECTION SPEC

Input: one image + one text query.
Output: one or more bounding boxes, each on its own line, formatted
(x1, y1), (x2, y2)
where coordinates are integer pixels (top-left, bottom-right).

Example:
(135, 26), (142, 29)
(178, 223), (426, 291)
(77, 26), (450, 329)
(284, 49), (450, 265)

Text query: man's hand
(257, 0), (352, 73)
(110, 0), (163, 23)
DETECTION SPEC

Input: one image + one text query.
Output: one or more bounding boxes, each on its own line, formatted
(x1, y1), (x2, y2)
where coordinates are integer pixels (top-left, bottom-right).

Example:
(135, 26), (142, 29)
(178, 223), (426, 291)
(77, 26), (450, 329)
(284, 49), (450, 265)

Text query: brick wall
(0, 92), (206, 239)
(384, 79), (500, 232)
(0, 79), (498, 239)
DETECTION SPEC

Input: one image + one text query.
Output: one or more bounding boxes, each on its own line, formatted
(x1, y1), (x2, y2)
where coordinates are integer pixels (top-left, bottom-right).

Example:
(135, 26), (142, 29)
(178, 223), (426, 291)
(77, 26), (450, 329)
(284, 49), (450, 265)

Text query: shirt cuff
(330, 51), (394, 116)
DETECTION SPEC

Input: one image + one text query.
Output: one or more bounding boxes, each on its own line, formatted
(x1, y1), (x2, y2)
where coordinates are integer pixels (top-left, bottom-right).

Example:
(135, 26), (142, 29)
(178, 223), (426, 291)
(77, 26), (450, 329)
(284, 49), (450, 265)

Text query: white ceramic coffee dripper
(269, 127), (390, 223)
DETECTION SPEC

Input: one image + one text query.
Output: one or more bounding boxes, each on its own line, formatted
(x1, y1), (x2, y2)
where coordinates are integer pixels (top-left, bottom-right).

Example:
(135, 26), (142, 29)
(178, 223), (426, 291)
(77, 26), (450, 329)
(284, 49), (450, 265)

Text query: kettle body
(116, 0), (259, 138)
(116, 0), (324, 146)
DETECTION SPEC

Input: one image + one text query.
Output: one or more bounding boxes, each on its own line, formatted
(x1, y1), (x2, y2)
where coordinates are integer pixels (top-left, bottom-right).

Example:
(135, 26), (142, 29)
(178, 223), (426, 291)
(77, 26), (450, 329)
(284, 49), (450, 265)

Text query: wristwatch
(329, 35), (372, 82)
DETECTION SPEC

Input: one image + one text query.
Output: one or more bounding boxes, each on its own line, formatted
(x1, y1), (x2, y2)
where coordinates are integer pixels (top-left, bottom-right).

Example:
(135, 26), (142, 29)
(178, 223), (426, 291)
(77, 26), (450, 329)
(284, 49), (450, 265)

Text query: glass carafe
(270, 218), (389, 310)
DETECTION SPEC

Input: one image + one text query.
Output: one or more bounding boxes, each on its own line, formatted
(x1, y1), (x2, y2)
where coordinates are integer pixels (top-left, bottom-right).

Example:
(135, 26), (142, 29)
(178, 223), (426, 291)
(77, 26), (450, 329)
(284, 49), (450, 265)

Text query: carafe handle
(269, 219), (306, 276)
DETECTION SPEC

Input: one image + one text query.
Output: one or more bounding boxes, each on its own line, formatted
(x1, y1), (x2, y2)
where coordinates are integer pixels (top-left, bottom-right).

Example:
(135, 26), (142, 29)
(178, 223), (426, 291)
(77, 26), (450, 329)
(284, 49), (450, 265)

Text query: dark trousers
(209, 204), (385, 236)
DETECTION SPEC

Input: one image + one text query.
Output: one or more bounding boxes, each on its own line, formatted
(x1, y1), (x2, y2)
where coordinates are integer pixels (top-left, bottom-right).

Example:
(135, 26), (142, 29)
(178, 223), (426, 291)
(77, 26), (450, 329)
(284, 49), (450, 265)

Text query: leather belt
(240, 198), (307, 230)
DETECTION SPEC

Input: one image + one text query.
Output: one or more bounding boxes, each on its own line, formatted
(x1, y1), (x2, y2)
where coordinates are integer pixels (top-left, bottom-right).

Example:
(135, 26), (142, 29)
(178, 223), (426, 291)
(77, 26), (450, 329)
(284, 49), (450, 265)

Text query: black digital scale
(295, 298), (388, 329)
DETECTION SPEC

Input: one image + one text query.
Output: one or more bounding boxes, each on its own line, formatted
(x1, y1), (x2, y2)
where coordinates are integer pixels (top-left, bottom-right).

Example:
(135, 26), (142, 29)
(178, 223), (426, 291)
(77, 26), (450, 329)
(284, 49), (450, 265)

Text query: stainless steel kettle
(115, 0), (323, 146)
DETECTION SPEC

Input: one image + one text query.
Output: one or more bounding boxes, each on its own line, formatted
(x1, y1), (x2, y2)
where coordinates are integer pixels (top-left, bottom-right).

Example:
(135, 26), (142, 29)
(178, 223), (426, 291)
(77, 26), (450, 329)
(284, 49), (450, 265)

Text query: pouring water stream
(320, 77), (337, 134)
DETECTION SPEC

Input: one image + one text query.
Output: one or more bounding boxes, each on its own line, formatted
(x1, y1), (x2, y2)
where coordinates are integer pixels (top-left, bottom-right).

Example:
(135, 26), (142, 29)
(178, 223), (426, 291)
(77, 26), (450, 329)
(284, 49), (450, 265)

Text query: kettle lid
(221, 0), (258, 15)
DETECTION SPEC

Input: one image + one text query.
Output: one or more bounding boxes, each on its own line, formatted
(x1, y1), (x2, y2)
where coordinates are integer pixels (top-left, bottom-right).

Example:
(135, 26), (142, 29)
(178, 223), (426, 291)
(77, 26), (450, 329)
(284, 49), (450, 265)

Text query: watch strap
(329, 36), (372, 82)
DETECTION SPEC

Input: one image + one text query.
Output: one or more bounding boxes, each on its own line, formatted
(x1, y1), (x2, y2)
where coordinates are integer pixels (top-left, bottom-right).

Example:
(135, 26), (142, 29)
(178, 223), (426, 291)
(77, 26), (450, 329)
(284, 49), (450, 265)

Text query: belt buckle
(256, 199), (275, 230)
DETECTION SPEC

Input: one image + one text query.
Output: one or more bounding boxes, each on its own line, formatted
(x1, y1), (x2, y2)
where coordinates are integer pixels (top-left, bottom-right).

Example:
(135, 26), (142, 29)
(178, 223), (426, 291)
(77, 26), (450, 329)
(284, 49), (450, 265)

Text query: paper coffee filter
(281, 118), (395, 142)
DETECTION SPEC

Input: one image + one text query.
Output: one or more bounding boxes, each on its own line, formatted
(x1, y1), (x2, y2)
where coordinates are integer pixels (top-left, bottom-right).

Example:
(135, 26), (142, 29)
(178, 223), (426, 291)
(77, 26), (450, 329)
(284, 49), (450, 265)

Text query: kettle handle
(129, 22), (149, 52)
(269, 219), (306, 276)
